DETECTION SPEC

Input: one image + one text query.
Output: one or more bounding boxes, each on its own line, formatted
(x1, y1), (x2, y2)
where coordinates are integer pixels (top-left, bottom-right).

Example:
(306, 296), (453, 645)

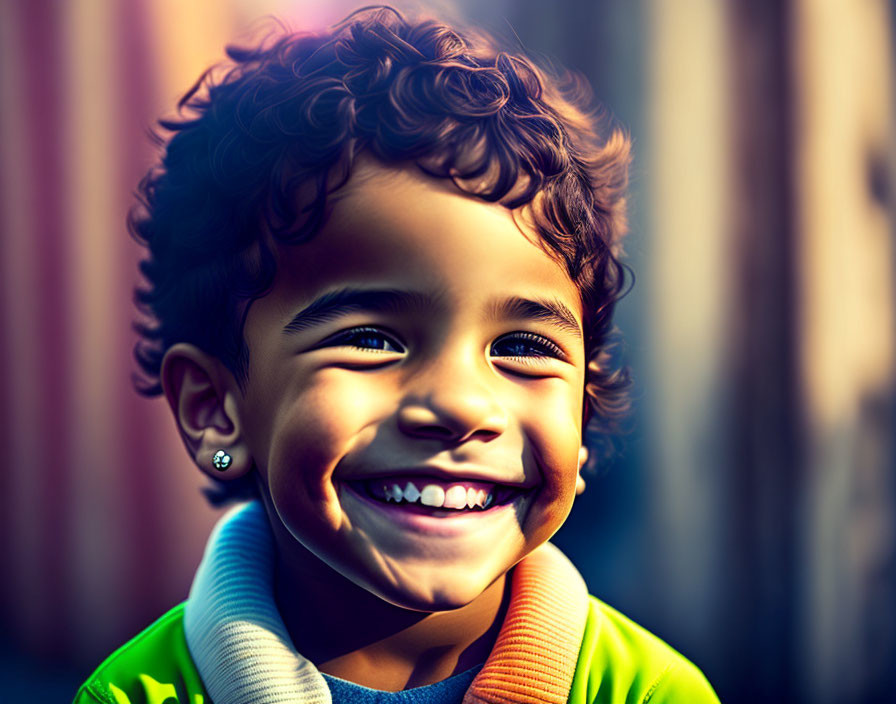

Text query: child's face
(234, 162), (586, 611)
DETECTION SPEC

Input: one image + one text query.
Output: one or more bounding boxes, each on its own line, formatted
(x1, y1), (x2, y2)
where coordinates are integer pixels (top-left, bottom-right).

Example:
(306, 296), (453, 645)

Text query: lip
(339, 480), (531, 537)
(337, 464), (535, 489)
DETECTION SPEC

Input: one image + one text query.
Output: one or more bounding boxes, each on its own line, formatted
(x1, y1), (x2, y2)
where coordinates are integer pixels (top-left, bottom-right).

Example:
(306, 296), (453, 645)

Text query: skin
(162, 162), (590, 691)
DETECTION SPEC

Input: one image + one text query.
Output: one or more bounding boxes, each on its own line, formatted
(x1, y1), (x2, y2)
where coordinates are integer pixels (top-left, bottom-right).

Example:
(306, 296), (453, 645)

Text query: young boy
(75, 6), (720, 703)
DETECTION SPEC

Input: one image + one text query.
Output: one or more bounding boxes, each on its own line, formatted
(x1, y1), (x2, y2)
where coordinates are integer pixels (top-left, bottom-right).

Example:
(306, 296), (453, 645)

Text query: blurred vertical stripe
(792, 1), (896, 702)
(726, 0), (800, 697)
(63, 0), (128, 655)
(6, 0), (75, 656)
(644, 0), (732, 668)
(144, 0), (237, 111)
(0, 0), (47, 654)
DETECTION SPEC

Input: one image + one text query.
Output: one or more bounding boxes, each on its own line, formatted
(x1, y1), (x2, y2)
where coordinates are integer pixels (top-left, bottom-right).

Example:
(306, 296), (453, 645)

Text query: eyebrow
(281, 287), (582, 340)
(282, 287), (437, 334)
(489, 296), (583, 340)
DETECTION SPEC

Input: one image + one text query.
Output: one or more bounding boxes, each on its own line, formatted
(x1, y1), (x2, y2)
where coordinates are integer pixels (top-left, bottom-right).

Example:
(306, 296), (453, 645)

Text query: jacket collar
(185, 501), (588, 704)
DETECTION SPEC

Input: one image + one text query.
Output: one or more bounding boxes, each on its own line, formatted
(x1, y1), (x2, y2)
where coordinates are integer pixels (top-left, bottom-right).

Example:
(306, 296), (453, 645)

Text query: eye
(490, 332), (565, 360)
(323, 326), (405, 353)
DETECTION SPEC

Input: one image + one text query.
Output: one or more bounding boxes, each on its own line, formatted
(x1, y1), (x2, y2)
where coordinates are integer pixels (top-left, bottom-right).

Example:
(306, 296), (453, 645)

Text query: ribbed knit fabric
(184, 501), (590, 704)
(462, 543), (589, 704)
(184, 501), (332, 704)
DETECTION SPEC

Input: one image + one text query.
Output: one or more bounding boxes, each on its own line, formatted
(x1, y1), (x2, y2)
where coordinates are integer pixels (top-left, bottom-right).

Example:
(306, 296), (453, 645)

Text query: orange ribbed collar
(463, 543), (589, 704)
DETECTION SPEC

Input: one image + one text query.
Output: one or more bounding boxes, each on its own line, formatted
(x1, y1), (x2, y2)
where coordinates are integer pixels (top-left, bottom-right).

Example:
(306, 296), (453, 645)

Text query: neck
(270, 526), (510, 692)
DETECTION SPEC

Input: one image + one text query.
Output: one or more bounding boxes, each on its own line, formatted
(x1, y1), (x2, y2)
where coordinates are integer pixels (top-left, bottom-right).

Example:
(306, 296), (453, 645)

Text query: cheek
(264, 372), (394, 506)
(518, 381), (583, 539)
(522, 378), (584, 468)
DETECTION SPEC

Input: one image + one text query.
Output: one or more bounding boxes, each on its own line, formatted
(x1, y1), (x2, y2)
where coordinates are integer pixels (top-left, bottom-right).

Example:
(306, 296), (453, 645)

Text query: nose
(396, 355), (509, 444)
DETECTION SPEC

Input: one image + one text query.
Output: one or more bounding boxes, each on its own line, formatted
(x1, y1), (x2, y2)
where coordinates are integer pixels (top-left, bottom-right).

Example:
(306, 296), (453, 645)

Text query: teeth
(420, 485), (446, 507)
(370, 479), (500, 510)
(466, 487), (490, 509)
(402, 482), (420, 502)
(384, 484), (403, 502)
(444, 485), (468, 509)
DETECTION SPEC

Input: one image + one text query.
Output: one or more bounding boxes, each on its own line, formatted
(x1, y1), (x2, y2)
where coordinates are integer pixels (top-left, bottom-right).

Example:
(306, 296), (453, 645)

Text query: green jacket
(74, 503), (719, 704)
(74, 597), (718, 704)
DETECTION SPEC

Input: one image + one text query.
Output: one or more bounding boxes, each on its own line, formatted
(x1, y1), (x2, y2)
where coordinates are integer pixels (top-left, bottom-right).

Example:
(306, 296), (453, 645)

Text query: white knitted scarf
(184, 501), (332, 704)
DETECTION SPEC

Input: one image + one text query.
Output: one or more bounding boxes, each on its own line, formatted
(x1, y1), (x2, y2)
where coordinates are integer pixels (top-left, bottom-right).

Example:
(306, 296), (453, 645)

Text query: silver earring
(212, 450), (232, 471)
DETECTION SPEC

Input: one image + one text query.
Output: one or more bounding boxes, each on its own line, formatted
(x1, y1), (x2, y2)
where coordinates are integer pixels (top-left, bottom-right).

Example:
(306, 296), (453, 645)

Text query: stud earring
(212, 449), (232, 471)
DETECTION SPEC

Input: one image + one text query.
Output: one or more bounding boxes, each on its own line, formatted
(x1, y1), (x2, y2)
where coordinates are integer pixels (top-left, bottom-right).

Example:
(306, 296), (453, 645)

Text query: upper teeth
(377, 480), (494, 509)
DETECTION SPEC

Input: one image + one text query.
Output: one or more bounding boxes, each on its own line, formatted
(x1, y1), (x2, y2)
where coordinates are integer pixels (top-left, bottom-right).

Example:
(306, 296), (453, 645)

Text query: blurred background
(1, 0), (893, 702)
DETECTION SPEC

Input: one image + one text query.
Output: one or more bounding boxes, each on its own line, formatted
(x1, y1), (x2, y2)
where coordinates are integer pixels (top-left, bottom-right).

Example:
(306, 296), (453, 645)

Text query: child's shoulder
(569, 595), (719, 704)
(72, 602), (208, 704)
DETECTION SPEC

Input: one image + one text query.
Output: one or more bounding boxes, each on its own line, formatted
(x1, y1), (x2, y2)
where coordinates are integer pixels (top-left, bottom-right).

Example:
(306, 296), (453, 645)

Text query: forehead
(259, 162), (581, 321)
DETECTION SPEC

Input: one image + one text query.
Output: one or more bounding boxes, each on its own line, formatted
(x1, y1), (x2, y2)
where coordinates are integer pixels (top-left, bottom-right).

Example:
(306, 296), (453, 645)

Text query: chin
(378, 590), (482, 614)
(365, 569), (501, 613)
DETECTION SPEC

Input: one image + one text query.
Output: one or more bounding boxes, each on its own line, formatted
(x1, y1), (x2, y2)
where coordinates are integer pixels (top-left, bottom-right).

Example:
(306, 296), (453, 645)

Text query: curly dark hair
(131, 5), (632, 505)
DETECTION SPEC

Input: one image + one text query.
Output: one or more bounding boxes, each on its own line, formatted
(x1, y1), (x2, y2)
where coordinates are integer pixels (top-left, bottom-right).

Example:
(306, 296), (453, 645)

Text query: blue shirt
(322, 665), (483, 704)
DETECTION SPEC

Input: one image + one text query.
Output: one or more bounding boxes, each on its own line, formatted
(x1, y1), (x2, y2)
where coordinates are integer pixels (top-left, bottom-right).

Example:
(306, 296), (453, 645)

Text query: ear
(160, 343), (253, 481)
(575, 446), (588, 496)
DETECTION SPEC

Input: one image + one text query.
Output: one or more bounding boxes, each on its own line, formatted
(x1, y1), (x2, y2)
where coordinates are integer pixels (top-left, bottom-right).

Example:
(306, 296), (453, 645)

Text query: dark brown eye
(327, 326), (405, 353)
(490, 332), (564, 359)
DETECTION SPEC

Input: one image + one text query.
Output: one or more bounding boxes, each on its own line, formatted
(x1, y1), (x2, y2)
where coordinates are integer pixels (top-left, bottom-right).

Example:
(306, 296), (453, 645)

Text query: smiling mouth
(344, 477), (528, 515)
